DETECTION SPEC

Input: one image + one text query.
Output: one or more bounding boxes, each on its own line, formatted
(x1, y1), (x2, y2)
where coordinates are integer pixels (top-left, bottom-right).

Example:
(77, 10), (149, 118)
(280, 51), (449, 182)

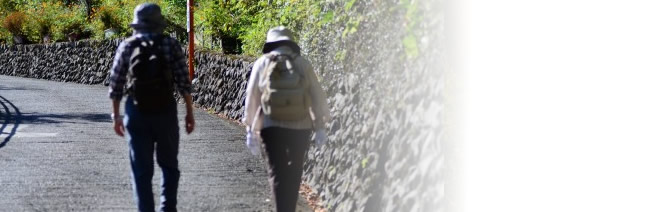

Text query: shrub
(160, 0), (187, 42)
(196, 0), (262, 54)
(52, 4), (89, 41)
(2, 11), (25, 36)
(0, 0), (331, 52)
(89, 5), (122, 39)
(0, 26), (9, 44)
(90, 0), (184, 39)
(195, 0), (322, 55)
(97, 6), (120, 30)
(23, 2), (66, 43)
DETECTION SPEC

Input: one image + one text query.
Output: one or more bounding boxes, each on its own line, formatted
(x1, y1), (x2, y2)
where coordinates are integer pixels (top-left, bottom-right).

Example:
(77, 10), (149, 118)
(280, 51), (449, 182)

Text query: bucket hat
(262, 26), (301, 54)
(130, 3), (166, 31)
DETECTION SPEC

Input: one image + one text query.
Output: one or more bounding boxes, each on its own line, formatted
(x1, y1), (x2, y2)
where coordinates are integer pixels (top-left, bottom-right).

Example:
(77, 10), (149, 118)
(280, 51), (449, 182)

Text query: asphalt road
(0, 75), (282, 211)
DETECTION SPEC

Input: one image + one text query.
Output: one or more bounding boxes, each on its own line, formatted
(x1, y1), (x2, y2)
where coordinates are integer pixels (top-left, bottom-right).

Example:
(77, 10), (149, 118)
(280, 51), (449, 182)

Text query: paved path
(0, 75), (282, 211)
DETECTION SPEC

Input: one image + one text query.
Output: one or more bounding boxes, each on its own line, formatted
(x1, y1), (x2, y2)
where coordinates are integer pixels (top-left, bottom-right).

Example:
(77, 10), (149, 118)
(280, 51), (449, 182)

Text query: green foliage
(195, 0), (266, 53)
(195, 0), (231, 38)
(335, 50), (347, 61)
(342, 16), (361, 38)
(0, 0), (378, 58)
(2, 0), (187, 42)
(344, 0), (357, 12)
(402, 34), (418, 58)
(0, 0), (339, 54)
(0, 0), (188, 44)
(196, 0), (260, 38)
(89, 3), (123, 39)
(0, 26), (8, 43)
(101, 0), (159, 37)
(1, 1), (91, 43)
(23, 2), (60, 42)
(0, 0), (334, 55)
(321, 11), (334, 25)
(87, 0), (186, 39)
(54, 3), (88, 40)
(401, 0), (422, 58)
(361, 157), (369, 169)
(236, 0), (319, 55)
(159, 0), (187, 40)
(163, 0), (184, 8)
(0, 0), (14, 43)
(0, 0), (17, 17)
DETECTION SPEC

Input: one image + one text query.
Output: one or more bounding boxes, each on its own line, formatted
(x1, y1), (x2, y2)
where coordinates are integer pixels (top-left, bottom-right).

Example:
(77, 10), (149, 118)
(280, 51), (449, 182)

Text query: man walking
(108, 3), (194, 212)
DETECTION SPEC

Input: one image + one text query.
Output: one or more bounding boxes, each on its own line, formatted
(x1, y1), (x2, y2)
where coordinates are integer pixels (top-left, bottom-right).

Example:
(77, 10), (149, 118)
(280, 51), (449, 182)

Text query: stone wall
(0, 40), (118, 85)
(191, 52), (255, 120)
(0, 40), (254, 121)
(297, 1), (445, 211)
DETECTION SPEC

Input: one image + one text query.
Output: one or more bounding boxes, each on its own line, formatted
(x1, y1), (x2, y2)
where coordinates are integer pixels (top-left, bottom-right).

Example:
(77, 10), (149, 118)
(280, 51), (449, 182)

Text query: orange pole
(187, 0), (195, 81)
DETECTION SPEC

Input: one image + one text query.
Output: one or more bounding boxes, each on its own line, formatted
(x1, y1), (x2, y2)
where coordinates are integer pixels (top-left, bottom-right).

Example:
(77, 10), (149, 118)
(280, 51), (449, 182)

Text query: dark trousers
(261, 127), (312, 212)
(124, 98), (180, 212)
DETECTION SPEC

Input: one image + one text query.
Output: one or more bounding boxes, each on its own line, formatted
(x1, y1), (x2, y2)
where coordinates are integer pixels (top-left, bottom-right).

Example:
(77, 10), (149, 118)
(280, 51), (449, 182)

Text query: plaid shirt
(108, 33), (191, 100)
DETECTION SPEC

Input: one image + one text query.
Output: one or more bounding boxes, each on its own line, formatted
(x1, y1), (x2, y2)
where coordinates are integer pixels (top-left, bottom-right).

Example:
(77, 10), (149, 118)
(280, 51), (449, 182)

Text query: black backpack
(126, 36), (174, 113)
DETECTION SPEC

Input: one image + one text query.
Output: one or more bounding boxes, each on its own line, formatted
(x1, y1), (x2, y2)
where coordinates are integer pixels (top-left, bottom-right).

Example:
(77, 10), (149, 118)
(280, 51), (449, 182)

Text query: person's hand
(185, 113), (195, 134)
(113, 117), (125, 137)
(314, 129), (328, 147)
(246, 130), (261, 155)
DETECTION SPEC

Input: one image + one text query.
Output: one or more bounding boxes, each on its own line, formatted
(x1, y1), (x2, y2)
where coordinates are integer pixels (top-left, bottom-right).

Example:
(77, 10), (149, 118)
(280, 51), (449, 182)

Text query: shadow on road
(0, 85), (44, 91)
(1, 94), (110, 149)
(20, 112), (111, 124)
(0, 95), (22, 149)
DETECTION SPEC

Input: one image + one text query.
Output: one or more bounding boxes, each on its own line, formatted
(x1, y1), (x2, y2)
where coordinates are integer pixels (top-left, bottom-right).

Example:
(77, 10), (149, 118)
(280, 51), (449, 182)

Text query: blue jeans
(124, 97), (180, 212)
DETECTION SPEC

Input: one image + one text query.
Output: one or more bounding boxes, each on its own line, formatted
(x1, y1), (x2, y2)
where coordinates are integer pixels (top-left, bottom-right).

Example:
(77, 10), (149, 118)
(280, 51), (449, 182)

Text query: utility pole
(187, 0), (195, 81)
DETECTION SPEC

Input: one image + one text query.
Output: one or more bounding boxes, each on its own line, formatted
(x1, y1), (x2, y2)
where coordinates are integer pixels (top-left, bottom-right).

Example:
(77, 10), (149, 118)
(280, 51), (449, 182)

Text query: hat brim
(262, 40), (301, 54)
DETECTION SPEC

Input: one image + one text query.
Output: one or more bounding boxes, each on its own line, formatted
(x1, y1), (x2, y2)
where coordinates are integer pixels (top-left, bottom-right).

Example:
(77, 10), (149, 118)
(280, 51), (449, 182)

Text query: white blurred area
(448, 0), (650, 211)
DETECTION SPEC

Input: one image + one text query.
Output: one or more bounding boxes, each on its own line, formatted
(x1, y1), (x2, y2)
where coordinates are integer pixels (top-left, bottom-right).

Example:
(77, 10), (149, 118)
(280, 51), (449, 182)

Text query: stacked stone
(299, 1), (445, 211)
(0, 40), (119, 85)
(191, 52), (254, 121)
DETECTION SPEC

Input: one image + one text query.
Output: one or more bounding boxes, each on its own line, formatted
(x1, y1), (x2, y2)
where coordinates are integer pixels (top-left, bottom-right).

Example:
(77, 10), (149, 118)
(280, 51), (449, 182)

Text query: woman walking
(243, 26), (331, 212)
